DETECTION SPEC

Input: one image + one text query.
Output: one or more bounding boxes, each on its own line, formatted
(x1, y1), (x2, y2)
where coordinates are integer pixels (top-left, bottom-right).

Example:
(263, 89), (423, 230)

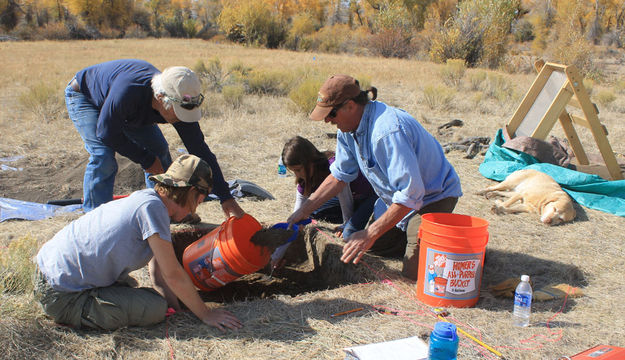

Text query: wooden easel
(506, 59), (623, 180)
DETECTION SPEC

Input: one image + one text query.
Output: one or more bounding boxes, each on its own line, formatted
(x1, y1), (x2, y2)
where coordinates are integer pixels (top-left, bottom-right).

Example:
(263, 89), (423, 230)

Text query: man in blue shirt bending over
(66, 59), (244, 218)
(287, 74), (462, 280)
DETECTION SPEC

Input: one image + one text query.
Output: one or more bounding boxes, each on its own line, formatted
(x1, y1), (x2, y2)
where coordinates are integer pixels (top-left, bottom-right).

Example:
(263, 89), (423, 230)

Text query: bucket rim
(421, 212), (489, 229)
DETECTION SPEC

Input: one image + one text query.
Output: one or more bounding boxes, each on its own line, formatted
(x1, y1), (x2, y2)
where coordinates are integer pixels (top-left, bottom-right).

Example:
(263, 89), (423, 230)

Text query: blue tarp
(479, 129), (625, 217)
(0, 198), (83, 222)
(0, 179), (276, 222)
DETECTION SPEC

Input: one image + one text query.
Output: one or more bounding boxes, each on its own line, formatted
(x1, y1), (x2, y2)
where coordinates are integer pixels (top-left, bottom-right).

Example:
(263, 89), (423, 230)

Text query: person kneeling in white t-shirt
(34, 154), (242, 331)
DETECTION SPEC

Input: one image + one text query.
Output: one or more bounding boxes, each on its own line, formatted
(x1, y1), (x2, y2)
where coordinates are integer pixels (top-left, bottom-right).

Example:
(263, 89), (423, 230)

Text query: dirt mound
(0, 154), (144, 203)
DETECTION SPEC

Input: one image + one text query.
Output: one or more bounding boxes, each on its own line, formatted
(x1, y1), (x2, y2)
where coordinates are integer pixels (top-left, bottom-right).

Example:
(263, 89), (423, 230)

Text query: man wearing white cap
(66, 59), (244, 218)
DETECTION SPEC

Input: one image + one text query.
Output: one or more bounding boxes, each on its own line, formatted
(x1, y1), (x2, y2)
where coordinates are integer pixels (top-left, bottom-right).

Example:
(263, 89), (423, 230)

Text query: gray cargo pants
(33, 267), (168, 330)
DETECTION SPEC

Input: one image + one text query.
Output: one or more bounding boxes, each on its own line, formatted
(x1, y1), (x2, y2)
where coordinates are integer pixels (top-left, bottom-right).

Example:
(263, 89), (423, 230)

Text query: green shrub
(615, 79), (625, 94)
(285, 13), (318, 51)
(19, 82), (64, 122)
(198, 58), (228, 92)
(468, 71), (487, 91)
(430, 0), (519, 68)
(511, 18), (534, 42)
(482, 73), (515, 103)
(222, 84), (245, 108)
(440, 59), (466, 87)
(244, 69), (295, 96)
(422, 84), (456, 110)
(228, 61), (253, 77)
(552, 34), (601, 80)
(594, 90), (616, 107)
(288, 78), (324, 114)
(310, 24), (354, 53)
(0, 235), (38, 294)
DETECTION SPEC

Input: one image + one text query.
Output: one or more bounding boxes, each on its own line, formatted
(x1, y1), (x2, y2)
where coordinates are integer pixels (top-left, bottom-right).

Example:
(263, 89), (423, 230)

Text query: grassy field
(1, 39), (624, 359)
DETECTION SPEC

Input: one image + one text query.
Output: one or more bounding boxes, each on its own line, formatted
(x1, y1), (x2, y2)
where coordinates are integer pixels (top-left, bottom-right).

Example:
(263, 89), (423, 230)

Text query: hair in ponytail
(352, 84), (378, 105)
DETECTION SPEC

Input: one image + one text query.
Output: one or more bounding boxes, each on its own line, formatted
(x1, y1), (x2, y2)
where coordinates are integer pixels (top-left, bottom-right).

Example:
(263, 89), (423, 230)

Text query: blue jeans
(65, 82), (172, 211)
(342, 194), (378, 240)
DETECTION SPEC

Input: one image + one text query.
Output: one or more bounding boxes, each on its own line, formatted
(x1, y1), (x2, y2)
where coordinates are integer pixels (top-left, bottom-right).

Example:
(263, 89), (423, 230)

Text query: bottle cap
(521, 275), (530, 282)
(433, 322), (458, 341)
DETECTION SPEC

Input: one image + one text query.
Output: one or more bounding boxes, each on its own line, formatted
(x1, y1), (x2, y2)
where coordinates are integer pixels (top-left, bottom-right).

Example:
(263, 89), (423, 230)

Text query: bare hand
(340, 230), (375, 264)
(145, 157), (164, 175)
(202, 308), (243, 332)
(221, 198), (245, 219)
(286, 208), (308, 229)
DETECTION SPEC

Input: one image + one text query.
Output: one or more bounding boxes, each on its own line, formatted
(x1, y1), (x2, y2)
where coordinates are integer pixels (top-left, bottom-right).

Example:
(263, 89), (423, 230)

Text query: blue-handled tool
(269, 219), (311, 276)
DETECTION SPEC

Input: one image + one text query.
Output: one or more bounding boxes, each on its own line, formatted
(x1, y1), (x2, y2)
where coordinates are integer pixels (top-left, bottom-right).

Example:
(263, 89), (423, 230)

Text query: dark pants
(368, 197), (459, 281)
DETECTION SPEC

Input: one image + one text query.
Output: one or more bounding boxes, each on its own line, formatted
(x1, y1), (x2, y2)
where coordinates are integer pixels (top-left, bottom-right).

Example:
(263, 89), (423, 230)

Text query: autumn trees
(1, 0), (624, 73)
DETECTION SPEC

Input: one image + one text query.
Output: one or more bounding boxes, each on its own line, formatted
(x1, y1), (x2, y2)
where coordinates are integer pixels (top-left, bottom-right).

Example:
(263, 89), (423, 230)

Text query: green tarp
(478, 129), (625, 217)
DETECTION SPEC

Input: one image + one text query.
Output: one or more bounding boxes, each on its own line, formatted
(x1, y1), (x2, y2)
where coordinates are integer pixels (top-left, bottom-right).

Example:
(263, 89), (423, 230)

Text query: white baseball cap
(160, 66), (204, 123)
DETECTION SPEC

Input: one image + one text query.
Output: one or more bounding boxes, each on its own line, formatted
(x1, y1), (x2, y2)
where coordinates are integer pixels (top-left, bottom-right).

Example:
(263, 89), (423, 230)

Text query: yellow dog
(477, 169), (576, 225)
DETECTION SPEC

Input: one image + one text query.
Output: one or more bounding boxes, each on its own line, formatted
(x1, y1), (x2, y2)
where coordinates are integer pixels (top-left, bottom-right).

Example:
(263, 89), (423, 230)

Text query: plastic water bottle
(512, 274), (533, 327)
(277, 157), (286, 177)
(428, 321), (459, 360)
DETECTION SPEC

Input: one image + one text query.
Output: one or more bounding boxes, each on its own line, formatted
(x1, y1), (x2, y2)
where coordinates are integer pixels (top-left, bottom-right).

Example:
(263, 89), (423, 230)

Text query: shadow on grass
(476, 248), (586, 315)
(165, 297), (371, 342)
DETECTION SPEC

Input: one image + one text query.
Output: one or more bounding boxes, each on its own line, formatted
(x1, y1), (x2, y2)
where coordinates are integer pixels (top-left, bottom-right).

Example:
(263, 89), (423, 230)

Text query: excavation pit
(172, 223), (381, 303)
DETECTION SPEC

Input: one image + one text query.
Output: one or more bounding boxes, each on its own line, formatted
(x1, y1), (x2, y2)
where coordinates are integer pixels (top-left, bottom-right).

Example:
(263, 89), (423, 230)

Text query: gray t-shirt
(37, 189), (171, 292)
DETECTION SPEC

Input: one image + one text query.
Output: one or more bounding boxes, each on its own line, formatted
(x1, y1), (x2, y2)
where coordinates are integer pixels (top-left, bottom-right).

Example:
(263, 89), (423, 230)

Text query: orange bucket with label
(416, 213), (489, 308)
(182, 214), (268, 291)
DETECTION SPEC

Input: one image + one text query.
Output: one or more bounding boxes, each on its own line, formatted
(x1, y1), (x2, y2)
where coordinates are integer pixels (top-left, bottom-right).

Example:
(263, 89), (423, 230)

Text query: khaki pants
(368, 197), (458, 281)
(33, 267), (167, 330)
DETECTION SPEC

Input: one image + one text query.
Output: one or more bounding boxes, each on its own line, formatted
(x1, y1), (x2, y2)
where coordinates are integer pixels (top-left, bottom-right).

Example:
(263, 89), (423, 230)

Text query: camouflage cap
(149, 154), (212, 194)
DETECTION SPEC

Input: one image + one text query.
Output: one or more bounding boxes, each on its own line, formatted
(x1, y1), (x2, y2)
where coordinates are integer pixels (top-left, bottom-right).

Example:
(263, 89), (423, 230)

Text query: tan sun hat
(160, 66), (204, 123)
(309, 74), (361, 121)
(149, 154), (212, 194)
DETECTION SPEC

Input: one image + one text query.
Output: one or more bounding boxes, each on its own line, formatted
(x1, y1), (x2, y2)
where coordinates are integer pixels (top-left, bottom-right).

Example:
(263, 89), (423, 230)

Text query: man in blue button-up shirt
(287, 74), (462, 280)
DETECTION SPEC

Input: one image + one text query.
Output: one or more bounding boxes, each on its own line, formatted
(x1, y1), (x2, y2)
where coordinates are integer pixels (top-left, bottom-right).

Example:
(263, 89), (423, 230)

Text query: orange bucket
(182, 214), (268, 291)
(416, 213), (489, 308)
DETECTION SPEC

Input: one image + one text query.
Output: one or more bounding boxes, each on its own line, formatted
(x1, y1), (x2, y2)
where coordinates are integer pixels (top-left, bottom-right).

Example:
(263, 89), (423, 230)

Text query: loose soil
(0, 154), (144, 203)
(171, 224), (381, 303)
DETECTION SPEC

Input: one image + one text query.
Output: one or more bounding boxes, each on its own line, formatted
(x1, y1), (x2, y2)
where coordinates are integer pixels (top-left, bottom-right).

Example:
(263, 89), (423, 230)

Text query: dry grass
(1, 39), (625, 359)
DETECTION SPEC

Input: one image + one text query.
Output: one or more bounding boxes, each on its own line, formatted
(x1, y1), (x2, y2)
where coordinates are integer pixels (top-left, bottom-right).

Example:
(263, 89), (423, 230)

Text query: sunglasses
(327, 101), (347, 119)
(168, 93), (205, 110)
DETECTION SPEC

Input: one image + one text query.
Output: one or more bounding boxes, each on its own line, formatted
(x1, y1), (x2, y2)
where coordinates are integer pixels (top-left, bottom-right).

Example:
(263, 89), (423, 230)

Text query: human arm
(286, 174), (347, 226)
(340, 203), (412, 264)
(220, 198), (245, 219)
(336, 184), (354, 227)
(145, 157), (164, 175)
(293, 189), (307, 212)
(147, 234), (242, 331)
(149, 257), (181, 311)
(173, 121), (233, 203)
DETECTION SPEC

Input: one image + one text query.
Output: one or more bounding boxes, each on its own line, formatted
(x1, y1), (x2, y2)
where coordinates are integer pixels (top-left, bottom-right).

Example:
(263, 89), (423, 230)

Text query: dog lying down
(477, 169), (576, 225)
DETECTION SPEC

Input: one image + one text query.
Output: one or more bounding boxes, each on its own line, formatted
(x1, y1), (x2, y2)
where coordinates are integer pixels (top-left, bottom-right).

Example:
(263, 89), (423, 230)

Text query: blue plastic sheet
(0, 198), (82, 222)
(479, 129), (625, 217)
